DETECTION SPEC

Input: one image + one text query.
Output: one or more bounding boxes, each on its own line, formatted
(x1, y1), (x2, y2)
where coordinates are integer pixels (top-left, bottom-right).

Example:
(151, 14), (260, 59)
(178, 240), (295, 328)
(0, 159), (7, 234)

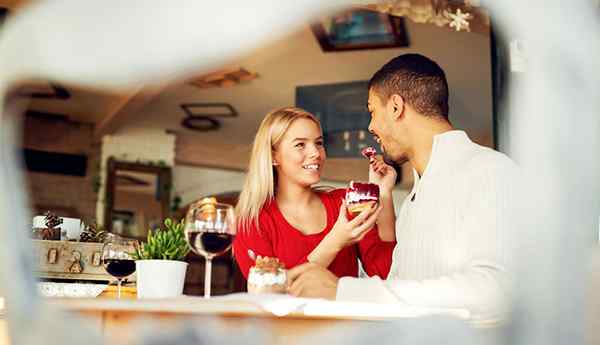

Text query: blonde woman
(233, 107), (397, 282)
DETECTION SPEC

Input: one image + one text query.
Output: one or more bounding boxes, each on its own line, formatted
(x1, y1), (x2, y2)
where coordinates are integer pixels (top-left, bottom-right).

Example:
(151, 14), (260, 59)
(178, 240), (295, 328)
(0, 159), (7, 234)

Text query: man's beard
(382, 152), (406, 184)
(383, 151), (407, 168)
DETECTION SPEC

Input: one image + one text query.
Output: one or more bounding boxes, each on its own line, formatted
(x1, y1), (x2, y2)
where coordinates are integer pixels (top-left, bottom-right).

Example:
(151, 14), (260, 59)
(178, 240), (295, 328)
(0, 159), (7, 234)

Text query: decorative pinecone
(40, 228), (60, 240)
(44, 211), (63, 229)
(80, 222), (107, 242)
(41, 211), (62, 240)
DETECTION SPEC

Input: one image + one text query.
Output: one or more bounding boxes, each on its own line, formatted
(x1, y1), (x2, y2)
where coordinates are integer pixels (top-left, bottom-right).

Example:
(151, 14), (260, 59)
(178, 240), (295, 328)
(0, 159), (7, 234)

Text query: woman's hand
(369, 156), (397, 194)
(327, 200), (382, 250)
(307, 199), (382, 267)
(368, 155), (397, 242)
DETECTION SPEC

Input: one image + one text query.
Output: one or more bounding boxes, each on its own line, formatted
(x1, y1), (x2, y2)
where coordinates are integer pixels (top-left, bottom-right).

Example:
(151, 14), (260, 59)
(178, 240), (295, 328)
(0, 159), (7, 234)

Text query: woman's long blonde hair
(236, 107), (321, 229)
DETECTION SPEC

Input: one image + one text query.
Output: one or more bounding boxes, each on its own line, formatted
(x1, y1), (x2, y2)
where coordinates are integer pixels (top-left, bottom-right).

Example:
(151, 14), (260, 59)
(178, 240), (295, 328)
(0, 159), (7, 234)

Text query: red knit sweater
(233, 189), (395, 280)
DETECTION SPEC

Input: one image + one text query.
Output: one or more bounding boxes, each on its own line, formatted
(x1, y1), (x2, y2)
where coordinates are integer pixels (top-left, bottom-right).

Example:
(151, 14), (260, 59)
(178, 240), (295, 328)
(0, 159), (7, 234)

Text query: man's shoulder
(453, 143), (520, 188)
(465, 142), (518, 174)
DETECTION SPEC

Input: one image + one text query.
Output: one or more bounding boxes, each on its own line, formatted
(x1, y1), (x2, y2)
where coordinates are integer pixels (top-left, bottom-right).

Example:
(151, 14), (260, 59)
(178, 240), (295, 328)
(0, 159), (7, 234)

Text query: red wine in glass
(101, 235), (138, 299)
(103, 259), (136, 278)
(185, 200), (236, 298)
(187, 231), (233, 257)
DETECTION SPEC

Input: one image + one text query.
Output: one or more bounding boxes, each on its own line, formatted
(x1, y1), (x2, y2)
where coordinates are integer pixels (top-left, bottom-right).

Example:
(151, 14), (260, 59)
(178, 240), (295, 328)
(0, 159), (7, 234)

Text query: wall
(23, 115), (99, 221)
(173, 166), (246, 207)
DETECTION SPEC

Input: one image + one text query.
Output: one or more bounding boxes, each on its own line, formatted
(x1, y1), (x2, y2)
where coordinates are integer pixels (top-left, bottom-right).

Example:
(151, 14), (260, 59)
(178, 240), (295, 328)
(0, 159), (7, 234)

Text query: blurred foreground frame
(0, 1), (599, 345)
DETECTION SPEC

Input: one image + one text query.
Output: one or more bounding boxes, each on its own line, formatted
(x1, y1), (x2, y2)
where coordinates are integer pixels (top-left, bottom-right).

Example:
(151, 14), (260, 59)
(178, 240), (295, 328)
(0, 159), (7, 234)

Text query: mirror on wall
(104, 158), (172, 239)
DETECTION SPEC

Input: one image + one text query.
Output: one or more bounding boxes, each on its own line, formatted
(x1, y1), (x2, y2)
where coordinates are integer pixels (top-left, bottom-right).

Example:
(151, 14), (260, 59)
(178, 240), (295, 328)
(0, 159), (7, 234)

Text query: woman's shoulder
(238, 201), (279, 234)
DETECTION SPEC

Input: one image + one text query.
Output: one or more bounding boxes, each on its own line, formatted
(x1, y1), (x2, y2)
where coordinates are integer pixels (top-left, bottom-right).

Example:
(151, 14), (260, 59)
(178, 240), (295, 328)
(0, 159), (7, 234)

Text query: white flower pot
(136, 260), (188, 299)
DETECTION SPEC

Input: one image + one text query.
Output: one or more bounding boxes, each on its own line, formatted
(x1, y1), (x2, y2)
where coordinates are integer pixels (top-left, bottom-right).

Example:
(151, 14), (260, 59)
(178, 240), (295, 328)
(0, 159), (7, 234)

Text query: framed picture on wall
(311, 9), (409, 52)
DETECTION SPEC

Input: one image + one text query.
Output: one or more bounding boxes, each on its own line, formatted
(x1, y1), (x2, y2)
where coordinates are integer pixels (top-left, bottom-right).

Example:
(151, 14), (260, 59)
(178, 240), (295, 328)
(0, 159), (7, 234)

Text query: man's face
(367, 88), (409, 165)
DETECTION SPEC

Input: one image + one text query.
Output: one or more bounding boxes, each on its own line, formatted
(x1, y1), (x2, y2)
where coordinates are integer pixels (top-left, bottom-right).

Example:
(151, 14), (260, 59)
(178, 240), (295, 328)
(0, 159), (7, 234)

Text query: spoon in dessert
(247, 249), (257, 261)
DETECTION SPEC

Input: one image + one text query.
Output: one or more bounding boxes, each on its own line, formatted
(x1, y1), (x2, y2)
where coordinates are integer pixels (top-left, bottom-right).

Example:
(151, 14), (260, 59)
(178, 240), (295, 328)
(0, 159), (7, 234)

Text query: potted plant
(133, 218), (190, 298)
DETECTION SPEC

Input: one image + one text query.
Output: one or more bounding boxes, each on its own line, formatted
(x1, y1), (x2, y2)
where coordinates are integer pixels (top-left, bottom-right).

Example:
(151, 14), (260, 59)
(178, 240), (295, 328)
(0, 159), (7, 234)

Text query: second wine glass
(102, 234), (139, 299)
(184, 198), (236, 298)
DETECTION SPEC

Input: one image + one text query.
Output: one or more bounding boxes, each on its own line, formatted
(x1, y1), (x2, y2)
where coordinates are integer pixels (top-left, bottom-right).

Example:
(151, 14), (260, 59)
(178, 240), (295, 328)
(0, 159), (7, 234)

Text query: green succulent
(133, 218), (189, 261)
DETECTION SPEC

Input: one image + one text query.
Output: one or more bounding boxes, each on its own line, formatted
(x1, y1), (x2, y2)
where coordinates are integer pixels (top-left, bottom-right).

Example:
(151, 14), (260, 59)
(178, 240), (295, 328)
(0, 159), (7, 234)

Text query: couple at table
(233, 53), (517, 321)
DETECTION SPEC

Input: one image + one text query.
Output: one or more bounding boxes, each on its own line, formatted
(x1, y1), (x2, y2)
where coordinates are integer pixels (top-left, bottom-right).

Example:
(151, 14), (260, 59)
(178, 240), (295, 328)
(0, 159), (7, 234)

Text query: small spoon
(247, 249), (257, 261)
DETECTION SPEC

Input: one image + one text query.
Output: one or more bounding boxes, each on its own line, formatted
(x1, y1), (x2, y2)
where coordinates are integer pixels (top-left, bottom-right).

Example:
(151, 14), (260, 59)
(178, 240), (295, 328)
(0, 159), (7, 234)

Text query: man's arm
(337, 261), (510, 320)
(338, 160), (517, 321)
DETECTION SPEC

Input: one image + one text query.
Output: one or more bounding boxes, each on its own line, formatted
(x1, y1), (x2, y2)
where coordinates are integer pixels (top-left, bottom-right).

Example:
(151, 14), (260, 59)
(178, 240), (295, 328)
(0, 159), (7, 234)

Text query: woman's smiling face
(273, 118), (325, 188)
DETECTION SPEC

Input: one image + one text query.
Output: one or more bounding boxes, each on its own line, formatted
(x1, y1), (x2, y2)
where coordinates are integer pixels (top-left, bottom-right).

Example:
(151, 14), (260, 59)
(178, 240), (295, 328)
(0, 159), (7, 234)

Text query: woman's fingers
(374, 161), (389, 174)
(351, 204), (382, 238)
(370, 155), (393, 175)
(338, 195), (384, 243)
(288, 277), (303, 296)
(355, 226), (373, 242)
(336, 200), (348, 222)
(347, 205), (373, 227)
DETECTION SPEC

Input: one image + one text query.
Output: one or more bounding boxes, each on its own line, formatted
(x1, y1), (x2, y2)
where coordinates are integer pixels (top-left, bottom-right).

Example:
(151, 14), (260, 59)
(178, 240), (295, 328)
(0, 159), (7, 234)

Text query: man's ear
(390, 94), (405, 121)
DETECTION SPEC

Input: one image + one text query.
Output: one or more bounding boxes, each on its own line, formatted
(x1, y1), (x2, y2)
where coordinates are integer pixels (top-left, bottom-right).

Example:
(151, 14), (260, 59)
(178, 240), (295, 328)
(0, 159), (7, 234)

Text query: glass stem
(204, 258), (212, 298)
(117, 278), (122, 299)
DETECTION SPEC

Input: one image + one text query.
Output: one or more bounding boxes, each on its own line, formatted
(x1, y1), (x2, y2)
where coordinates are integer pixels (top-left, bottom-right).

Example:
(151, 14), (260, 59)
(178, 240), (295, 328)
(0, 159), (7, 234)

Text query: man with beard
(287, 53), (518, 322)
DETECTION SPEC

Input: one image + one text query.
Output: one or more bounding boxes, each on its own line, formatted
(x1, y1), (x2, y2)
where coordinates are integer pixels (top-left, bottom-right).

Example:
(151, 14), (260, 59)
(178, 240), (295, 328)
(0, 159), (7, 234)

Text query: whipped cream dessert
(247, 256), (287, 294)
(345, 181), (380, 218)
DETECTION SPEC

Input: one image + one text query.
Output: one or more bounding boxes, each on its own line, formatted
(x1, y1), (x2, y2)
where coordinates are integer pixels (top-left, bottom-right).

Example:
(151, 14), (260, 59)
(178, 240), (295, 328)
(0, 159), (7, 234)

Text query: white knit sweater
(337, 130), (518, 321)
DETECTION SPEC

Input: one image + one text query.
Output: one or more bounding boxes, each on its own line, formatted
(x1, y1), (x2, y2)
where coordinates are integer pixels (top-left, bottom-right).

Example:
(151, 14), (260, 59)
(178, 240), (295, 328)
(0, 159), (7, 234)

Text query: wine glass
(102, 234), (139, 299)
(184, 198), (236, 298)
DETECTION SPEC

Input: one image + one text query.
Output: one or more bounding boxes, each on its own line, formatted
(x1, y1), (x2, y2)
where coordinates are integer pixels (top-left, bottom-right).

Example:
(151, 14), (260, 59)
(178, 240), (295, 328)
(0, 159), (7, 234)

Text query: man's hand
(287, 262), (339, 300)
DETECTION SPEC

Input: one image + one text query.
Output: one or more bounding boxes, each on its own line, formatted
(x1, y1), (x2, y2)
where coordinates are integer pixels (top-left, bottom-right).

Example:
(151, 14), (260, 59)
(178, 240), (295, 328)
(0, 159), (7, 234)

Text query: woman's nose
(308, 144), (321, 157)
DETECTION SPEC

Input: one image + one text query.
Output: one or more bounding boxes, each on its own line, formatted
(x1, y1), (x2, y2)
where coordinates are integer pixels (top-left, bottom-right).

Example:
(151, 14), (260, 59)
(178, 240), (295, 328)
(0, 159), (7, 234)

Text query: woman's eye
(316, 141), (324, 146)
(295, 143), (305, 148)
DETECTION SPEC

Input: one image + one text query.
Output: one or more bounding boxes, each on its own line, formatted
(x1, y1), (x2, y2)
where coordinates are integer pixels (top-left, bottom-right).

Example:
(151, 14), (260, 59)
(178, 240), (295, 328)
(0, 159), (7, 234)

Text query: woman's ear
(390, 94), (405, 120)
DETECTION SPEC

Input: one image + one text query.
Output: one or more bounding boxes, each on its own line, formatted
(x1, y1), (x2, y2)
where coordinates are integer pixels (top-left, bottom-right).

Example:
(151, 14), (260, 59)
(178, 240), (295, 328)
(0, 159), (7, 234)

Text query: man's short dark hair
(369, 53), (449, 119)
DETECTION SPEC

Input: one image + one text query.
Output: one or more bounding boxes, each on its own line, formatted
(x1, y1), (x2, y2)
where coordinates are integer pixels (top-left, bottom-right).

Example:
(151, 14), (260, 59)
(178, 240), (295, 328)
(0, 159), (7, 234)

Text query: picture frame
(311, 9), (409, 52)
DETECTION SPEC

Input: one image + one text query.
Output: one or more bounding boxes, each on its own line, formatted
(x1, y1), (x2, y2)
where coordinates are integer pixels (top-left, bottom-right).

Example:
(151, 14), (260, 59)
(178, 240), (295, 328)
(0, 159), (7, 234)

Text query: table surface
(1, 295), (490, 345)
(41, 293), (471, 321)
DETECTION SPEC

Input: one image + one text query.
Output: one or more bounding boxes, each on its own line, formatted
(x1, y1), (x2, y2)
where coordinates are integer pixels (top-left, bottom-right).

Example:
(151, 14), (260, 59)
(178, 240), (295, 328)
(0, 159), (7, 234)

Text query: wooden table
(0, 319), (8, 345)
(46, 296), (383, 345)
(1, 294), (476, 345)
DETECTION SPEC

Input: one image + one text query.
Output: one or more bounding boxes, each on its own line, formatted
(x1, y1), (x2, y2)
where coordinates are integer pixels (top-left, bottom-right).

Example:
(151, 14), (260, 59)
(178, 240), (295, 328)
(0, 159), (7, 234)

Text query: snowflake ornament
(445, 8), (472, 32)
